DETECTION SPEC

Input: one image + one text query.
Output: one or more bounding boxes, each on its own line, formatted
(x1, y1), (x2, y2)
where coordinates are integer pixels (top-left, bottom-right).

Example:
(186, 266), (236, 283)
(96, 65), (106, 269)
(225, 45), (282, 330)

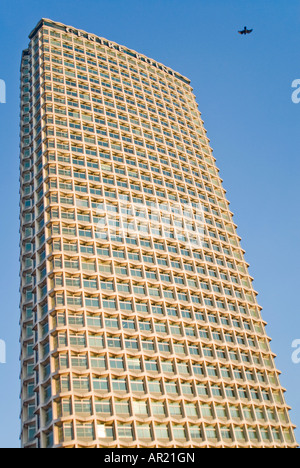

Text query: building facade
(19, 19), (297, 448)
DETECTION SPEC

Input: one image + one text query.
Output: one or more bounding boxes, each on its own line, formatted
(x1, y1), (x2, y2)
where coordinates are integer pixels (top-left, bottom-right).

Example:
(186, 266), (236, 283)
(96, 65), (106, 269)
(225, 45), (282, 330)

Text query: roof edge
(27, 18), (191, 87)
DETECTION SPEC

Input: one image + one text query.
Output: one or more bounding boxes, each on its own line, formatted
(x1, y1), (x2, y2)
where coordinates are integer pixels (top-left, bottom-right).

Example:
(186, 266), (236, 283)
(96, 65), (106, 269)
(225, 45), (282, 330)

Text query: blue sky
(0, 0), (299, 448)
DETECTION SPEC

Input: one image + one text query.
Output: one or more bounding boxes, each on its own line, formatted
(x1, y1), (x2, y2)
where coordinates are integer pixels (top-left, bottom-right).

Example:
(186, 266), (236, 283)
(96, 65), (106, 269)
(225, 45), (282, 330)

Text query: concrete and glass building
(19, 19), (297, 448)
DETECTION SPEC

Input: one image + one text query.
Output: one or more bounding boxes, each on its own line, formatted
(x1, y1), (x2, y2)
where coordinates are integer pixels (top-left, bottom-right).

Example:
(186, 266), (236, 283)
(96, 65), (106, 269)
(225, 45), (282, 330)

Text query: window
(151, 400), (166, 416)
(155, 424), (169, 440)
(76, 423), (94, 441)
(190, 425), (202, 440)
(206, 425), (217, 440)
(145, 359), (158, 372)
(127, 357), (141, 371)
(148, 379), (162, 394)
(115, 400), (130, 416)
(136, 424), (152, 440)
(118, 424), (133, 439)
(131, 379), (145, 393)
(112, 378), (127, 392)
(133, 401), (148, 416)
(95, 399), (111, 415)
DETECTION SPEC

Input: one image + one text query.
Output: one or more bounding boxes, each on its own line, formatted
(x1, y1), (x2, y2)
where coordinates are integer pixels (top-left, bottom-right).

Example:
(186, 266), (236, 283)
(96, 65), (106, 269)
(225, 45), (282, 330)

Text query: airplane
(238, 26), (253, 35)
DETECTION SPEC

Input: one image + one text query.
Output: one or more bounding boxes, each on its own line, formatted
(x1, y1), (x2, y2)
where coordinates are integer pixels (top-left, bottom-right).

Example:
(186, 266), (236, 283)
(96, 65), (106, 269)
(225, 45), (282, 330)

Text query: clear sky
(0, 0), (299, 448)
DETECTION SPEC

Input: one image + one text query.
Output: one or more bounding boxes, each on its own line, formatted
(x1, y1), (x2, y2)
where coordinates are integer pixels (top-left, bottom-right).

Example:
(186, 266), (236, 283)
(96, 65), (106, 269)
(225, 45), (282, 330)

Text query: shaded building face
(19, 19), (297, 448)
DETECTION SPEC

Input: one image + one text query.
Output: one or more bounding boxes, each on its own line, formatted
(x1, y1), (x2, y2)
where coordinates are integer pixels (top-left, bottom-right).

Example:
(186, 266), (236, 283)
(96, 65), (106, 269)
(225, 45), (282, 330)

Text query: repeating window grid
(37, 38), (216, 155)
(50, 319), (281, 399)
(19, 23), (298, 448)
(20, 51), (38, 448)
(44, 209), (250, 290)
(50, 392), (290, 446)
(47, 254), (270, 356)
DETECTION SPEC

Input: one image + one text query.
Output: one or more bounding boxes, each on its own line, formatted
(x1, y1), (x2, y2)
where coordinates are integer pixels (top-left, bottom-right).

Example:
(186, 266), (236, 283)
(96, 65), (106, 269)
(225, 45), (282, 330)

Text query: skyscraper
(19, 18), (297, 448)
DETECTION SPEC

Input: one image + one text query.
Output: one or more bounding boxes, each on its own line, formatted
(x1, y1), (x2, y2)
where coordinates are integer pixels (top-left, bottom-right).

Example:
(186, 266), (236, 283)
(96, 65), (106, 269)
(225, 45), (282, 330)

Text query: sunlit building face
(19, 19), (297, 448)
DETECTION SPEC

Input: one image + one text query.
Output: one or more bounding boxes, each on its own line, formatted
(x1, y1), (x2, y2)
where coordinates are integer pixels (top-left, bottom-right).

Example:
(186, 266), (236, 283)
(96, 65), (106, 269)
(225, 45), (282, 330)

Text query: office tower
(19, 19), (297, 448)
